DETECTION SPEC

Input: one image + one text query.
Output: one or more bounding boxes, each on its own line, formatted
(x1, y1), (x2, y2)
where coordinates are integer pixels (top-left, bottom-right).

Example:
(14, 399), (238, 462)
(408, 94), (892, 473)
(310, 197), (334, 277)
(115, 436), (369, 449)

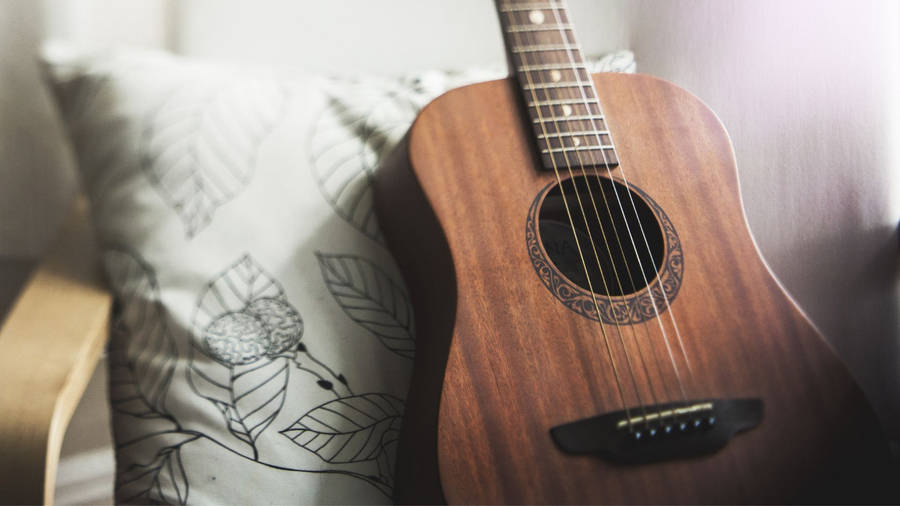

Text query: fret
(522, 81), (592, 91)
(538, 133), (612, 148)
(517, 67), (590, 83)
(541, 145), (616, 154)
(528, 98), (598, 106)
(512, 44), (579, 53)
(543, 149), (619, 168)
(518, 62), (586, 72)
(540, 132), (613, 151)
(534, 119), (609, 134)
(537, 130), (611, 139)
(498, 2), (564, 12)
(533, 115), (603, 123)
(505, 24), (572, 33)
(531, 103), (604, 121)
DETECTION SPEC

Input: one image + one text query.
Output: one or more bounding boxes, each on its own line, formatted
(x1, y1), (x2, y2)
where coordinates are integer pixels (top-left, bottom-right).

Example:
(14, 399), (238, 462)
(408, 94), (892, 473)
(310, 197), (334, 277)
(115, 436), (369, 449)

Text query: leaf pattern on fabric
(192, 255), (304, 364)
(140, 78), (288, 236)
(116, 432), (199, 505)
(188, 355), (289, 455)
(189, 256), (297, 457)
(108, 358), (170, 420)
(316, 252), (414, 359)
(193, 256), (284, 331)
(309, 81), (418, 242)
(105, 248), (177, 415)
(189, 254), (350, 460)
(281, 394), (404, 484)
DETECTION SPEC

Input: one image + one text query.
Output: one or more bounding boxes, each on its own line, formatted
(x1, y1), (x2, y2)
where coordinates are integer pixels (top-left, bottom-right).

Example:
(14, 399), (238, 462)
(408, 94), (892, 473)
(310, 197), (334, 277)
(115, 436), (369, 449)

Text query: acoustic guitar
(374, 1), (895, 503)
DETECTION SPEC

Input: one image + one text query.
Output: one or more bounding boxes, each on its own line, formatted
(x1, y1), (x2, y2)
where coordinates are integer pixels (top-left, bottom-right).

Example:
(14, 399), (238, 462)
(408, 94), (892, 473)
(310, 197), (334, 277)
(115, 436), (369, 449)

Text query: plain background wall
(0, 0), (896, 502)
(174, 0), (629, 72)
(626, 0), (900, 439)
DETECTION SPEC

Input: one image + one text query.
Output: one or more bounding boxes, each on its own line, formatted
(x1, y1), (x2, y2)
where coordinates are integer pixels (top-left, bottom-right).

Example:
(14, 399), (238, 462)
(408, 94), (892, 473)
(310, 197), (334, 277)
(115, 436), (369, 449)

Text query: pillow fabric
(42, 46), (635, 504)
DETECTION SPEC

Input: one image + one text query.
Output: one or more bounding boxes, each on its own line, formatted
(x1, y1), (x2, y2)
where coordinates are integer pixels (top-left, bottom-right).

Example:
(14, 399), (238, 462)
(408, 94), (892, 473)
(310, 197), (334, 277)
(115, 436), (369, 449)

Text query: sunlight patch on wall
(885, 1), (900, 223)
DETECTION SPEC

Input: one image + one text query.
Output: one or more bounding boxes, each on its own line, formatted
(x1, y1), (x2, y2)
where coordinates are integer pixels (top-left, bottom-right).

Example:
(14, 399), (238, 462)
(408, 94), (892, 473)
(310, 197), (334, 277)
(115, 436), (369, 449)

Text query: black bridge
(550, 398), (763, 465)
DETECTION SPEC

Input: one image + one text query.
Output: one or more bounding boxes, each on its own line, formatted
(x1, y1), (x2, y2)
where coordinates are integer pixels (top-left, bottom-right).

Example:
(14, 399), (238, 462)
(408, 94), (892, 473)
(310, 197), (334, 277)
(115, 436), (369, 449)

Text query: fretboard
(495, 0), (618, 170)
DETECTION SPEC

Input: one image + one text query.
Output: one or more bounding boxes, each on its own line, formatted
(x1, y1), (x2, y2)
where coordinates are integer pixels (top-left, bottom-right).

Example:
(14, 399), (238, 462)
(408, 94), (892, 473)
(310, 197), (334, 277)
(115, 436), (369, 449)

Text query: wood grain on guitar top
(373, 73), (893, 504)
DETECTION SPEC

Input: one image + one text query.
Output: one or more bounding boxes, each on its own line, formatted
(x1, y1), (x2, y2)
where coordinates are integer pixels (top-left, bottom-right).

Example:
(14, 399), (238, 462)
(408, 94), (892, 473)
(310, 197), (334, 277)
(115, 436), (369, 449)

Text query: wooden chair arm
(0, 197), (111, 505)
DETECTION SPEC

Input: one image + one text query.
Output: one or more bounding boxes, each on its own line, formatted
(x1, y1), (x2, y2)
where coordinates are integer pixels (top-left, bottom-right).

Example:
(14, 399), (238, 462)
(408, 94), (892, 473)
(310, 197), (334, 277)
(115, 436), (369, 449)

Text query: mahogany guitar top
(374, 73), (893, 504)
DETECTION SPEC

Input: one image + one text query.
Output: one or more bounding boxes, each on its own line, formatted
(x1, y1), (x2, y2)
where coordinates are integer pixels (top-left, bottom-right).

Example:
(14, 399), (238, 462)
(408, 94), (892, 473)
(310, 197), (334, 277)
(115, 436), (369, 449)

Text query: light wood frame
(0, 198), (111, 505)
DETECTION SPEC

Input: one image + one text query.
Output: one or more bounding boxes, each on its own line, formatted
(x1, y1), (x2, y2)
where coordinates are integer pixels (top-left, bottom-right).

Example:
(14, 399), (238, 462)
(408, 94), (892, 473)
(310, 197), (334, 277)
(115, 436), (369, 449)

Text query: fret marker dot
(572, 137), (582, 147)
(562, 104), (573, 116)
(550, 70), (562, 82)
(529, 10), (545, 24)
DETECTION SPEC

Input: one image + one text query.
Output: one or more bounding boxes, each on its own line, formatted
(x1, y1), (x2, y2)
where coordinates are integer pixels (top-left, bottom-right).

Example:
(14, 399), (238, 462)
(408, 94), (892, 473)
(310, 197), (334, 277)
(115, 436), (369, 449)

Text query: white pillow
(42, 45), (635, 504)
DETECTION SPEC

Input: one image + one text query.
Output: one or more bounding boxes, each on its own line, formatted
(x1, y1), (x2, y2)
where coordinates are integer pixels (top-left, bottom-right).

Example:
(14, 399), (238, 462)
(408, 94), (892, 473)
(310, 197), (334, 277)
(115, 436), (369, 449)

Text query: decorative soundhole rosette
(526, 179), (683, 325)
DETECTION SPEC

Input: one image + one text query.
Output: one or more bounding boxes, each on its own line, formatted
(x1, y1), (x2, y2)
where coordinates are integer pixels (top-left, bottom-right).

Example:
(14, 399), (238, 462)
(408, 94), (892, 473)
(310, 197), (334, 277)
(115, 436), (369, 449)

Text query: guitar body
(374, 73), (892, 504)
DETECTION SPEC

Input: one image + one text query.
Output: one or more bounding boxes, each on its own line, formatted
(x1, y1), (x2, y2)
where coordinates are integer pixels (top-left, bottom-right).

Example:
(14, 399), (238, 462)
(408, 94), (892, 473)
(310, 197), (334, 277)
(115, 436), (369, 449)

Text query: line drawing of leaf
(280, 393), (404, 483)
(192, 254), (285, 337)
(188, 255), (310, 459)
(188, 353), (290, 460)
(228, 359), (289, 447)
(108, 356), (170, 420)
(104, 248), (177, 416)
(116, 432), (198, 505)
(141, 78), (288, 236)
(316, 252), (415, 359)
(309, 82), (418, 243)
(375, 434), (400, 488)
(193, 255), (308, 366)
(186, 349), (233, 410)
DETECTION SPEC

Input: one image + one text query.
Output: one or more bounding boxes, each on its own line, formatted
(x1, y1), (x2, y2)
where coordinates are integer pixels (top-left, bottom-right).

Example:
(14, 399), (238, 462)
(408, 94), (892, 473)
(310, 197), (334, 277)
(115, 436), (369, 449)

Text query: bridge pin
(708, 416), (716, 426)
(633, 430), (643, 441)
(693, 419), (702, 428)
(649, 427), (658, 437)
(679, 422), (688, 431)
(664, 425), (673, 434)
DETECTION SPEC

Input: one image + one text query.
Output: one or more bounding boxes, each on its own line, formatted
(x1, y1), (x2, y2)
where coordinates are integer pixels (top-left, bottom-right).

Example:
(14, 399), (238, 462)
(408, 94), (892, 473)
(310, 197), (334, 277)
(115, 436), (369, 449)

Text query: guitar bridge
(550, 398), (763, 465)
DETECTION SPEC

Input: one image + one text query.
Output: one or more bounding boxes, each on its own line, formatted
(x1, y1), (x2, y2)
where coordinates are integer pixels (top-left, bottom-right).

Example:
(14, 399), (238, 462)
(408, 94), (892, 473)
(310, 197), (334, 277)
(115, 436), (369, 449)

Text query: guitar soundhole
(537, 175), (665, 296)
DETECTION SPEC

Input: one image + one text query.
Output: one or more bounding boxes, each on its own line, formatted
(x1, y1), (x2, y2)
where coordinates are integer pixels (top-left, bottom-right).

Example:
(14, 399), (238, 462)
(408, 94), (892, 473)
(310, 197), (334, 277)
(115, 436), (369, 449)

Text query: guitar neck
(495, 0), (618, 169)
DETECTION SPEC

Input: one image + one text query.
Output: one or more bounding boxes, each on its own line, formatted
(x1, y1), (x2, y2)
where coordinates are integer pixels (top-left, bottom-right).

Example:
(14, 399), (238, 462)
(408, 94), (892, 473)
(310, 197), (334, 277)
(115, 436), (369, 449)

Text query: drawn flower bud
(246, 296), (304, 356)
(203, 312), (271, 365)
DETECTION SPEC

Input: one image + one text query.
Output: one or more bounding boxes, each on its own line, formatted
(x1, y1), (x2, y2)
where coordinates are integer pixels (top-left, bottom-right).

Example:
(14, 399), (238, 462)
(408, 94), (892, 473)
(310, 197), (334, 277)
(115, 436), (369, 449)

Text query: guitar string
(550, 0), (697, 400)
(542, 2), (678, 405)
(504, 7), (635, 427)
(532, 73), (669, 408)
(517, 44), (651, 426)
(508, 9), (662, 422)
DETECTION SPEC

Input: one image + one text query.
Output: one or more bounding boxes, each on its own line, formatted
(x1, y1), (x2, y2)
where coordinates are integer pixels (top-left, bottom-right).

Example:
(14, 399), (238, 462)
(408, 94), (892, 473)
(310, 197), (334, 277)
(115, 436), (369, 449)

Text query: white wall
(627, 0), (900, 438)
(173, 0), (627, 72)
